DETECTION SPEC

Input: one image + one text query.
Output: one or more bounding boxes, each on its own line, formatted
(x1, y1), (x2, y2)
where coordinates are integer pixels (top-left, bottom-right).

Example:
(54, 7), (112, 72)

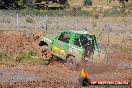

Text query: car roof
(64, 28), (92, 35)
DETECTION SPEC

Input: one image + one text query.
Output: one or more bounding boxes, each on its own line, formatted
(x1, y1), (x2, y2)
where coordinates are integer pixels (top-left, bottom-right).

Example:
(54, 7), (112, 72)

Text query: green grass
(0, 6), (131, 17)
(0, 8), (91, 17)
(0, 50), (44, 64)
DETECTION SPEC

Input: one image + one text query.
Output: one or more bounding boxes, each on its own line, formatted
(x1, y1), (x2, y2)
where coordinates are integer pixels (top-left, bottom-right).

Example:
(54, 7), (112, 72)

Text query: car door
(51, 31), (71, 59)
(69, 34), (85, 61)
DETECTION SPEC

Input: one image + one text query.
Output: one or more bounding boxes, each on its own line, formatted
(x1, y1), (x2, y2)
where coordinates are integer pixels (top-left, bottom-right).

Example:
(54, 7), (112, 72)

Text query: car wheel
(66, 55), (77, 70)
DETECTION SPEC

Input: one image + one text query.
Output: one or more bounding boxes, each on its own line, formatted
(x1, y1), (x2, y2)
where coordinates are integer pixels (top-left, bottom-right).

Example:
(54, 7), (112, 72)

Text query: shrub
(16, 0), (35, 9)
(26, 17), (33, 23)
(83, 0), (92, 6)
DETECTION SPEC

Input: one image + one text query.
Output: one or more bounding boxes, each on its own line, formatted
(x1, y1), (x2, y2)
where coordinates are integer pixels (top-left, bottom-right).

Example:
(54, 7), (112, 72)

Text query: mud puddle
(0, 69), (38, 83)
(11, 71), (34, 82)
(116, 62), (132, 69)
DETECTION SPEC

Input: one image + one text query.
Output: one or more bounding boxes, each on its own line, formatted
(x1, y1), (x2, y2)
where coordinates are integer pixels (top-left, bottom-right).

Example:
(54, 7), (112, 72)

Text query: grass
(0, 50), (44, 64)
(110, 43), (132, 53)
(103, 6), (132, 17)
(0, 6), (131, 17)
(26, 17), (34, 23)
(0, 8), (91, 17)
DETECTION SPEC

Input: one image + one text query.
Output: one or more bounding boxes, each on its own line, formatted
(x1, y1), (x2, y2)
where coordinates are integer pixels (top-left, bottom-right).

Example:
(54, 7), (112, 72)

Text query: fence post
(75, 17), (78, 30)
(45, 15), (48, 33)
(16, 13), (19, 30)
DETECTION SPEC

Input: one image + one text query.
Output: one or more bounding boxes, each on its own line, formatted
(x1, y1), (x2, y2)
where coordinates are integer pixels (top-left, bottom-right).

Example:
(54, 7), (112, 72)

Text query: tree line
(0, 0), (35, 9)
(0, 0), (129, 9)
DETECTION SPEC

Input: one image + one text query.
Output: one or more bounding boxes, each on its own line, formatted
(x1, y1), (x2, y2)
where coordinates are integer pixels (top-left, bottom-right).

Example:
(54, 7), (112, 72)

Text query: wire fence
(0, 13), (131, 48)
(0, 13), (91, 33)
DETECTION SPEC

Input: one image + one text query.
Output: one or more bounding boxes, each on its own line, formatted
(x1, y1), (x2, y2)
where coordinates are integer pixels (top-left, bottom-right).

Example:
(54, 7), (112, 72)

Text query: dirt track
(0, 60), (131, 88)
(0, 64), (80, 88)
(0, 30), (131, 88)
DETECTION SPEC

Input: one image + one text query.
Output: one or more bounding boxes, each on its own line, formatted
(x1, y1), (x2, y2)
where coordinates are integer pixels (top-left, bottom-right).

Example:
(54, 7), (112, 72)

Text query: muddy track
(0, 64), (80, 88)
(0, 62), (131, 88)
(0, 31), (131, 88)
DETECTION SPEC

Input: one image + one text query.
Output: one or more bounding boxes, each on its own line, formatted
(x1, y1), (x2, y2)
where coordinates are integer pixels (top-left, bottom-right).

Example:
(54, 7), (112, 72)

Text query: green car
(39, 29), (99, 64)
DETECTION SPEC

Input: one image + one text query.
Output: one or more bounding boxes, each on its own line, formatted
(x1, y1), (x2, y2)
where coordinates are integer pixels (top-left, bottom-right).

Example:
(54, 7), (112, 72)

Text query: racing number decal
(52, 46), (65, 55)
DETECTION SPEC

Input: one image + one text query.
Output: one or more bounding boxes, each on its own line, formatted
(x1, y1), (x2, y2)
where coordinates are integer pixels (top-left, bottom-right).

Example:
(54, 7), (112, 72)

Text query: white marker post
(17, 13), (19, 30)
(45, 15), (48, 33)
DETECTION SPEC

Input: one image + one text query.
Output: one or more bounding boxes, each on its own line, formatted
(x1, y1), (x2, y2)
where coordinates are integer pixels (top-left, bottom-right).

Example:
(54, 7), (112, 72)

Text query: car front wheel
(66, 55), (77, 70)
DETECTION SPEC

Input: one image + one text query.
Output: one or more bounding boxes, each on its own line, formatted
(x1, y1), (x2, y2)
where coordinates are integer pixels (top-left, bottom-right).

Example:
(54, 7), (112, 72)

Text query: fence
(0, 13), (131, 48)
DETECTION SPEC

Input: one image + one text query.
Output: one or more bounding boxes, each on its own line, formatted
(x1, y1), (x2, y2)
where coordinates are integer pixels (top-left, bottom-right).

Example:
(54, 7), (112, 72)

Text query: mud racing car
(39, 29), (106, 65)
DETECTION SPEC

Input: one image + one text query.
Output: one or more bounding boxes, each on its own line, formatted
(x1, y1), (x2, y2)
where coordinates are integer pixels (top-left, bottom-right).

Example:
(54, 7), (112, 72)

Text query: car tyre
(66, 55), (77, 70)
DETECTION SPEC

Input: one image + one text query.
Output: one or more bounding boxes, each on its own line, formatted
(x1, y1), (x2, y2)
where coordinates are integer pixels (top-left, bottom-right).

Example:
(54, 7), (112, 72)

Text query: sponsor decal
(52, 46), (65, 55)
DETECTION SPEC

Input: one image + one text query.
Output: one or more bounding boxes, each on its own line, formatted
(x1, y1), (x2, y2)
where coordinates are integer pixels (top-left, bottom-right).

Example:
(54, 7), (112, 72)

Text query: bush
(16, 0), (35, 9)
(83, 0), (92, 6)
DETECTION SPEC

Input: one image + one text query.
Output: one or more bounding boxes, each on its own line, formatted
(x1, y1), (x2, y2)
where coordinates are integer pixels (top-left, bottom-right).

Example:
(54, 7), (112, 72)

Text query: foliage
(15, 0), (35, 8)
(0, 0), (35, 9)
(83, 0), (92, 6)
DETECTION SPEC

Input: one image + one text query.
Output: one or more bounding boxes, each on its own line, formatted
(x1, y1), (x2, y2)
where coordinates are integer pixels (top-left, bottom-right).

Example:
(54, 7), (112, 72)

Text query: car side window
(58, 32), (71, 43)
(74, 36), (81, 47)
(80, 35), (91, 47)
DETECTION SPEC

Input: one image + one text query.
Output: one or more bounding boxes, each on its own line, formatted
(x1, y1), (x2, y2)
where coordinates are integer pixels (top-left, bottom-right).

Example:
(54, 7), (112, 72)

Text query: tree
(0, 0), (35, 9)
(0, 0), (17, 9)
